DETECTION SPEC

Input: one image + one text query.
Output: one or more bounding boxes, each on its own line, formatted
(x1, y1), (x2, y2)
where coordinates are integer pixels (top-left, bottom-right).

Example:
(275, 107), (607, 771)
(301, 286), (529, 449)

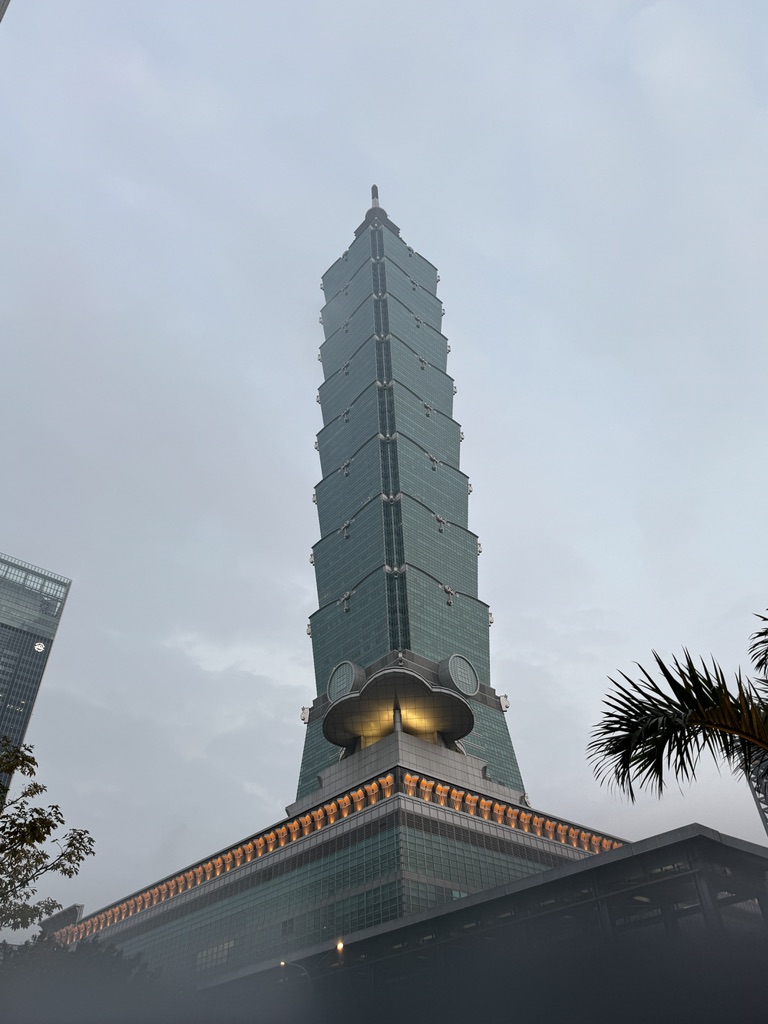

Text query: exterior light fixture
(336, 940), (344, 952)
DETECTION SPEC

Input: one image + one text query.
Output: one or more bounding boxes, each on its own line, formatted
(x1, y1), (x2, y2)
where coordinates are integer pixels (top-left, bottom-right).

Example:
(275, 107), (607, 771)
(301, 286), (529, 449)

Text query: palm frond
(749, 611), (768, 679)
(588, 649), (768, 801)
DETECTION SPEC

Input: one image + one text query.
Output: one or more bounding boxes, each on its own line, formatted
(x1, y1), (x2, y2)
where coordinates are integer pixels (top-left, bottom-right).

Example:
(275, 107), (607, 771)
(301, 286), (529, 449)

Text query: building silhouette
(0, 552), (71, 793)
(54, 193), (768, 1011)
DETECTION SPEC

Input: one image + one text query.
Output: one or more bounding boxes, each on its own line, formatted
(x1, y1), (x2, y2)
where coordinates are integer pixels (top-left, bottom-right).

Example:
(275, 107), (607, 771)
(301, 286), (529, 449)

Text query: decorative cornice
(54, 770), (620, 947)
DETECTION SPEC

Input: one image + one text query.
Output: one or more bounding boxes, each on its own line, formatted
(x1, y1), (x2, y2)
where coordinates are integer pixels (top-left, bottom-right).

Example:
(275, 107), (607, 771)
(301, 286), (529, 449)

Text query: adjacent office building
(0, 552), (71, 792)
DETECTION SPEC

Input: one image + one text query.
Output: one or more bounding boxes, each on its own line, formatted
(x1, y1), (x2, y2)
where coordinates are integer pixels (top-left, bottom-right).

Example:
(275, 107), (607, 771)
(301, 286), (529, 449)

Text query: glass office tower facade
(0, 551), (71, 793)
(56, 192), (624, 988)
(298, 188), (523, 798)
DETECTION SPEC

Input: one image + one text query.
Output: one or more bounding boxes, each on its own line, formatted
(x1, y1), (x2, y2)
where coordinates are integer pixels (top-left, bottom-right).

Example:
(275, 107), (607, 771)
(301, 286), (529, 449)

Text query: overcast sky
(1, 0), (767, 926)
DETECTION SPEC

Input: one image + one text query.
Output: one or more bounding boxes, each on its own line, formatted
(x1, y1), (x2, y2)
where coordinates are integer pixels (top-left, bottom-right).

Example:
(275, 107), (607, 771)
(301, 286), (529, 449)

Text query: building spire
(354, 184), (400, 237)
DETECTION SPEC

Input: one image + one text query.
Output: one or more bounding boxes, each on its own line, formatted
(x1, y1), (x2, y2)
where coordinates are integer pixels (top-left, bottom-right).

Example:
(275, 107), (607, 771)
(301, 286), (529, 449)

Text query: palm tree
(587, 612), (768, 809)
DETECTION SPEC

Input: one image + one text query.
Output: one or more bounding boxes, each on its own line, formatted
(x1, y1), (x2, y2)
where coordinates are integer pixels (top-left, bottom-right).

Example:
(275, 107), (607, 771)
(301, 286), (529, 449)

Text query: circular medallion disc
(449, 655), (479, 696)
(327, 661), (356, 702)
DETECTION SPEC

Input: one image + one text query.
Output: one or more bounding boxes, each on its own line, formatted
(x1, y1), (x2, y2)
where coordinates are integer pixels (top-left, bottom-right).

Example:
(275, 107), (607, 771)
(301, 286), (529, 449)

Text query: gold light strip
(402, 773), (622, 855)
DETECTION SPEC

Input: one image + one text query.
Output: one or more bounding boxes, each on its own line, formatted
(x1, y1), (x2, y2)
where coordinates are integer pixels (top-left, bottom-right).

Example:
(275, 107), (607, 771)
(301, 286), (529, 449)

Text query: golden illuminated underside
(322, 668), (474, 748)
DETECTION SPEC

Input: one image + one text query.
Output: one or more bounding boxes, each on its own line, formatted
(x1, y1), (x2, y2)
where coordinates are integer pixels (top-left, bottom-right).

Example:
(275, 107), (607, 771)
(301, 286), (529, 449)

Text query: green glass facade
(0, 552), (71, 794)
(298, 192), (523, 797)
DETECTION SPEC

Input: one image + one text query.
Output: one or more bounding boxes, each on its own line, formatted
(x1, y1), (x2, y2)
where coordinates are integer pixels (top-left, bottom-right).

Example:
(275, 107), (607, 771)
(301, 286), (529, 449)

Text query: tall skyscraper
(0, 552), (71, 791)
(299, 186), (523, 799)
(54, 191), (622, 985)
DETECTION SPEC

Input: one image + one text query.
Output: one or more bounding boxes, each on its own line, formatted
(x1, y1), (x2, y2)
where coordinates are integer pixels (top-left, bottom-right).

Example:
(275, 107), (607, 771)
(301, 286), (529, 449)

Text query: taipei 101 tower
(56, 191), (621, 986)
(297, 186), (525, 799)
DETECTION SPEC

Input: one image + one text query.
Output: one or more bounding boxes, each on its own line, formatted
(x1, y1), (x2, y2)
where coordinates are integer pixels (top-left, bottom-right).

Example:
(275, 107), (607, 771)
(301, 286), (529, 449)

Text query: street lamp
(278, 939), (344, 985)
(279, 960), (310, 983)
